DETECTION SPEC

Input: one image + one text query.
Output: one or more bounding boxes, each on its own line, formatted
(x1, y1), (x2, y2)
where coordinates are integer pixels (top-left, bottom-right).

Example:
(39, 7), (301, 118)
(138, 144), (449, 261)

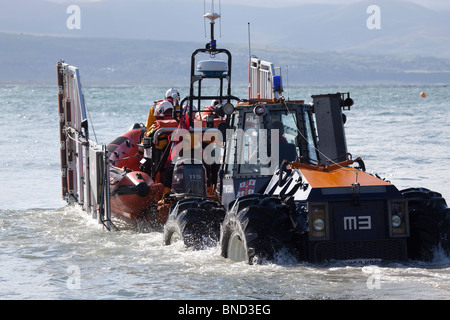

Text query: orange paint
(300, 167), (391, 189)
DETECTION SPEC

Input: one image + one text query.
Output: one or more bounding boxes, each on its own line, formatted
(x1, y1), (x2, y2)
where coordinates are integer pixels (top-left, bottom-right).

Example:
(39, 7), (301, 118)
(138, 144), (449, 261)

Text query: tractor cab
(218, 55), (355, 209)
(219, 100), (319, 208)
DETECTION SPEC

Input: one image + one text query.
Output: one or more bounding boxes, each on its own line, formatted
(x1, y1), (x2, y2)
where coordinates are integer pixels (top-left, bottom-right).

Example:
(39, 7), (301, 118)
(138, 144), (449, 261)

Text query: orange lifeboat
(109, 168), (164, 220)
(107, 124), (145, 171)
(107, 124), (164, 221)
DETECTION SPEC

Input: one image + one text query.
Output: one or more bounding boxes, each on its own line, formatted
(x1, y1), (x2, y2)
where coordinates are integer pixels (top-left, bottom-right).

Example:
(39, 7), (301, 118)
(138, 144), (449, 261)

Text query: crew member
(195, 99), (222, 120)
(145, 88), (180, 130)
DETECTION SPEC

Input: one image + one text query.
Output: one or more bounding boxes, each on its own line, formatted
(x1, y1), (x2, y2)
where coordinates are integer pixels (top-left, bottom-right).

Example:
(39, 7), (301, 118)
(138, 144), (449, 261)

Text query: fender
(107, 126), (146, 171)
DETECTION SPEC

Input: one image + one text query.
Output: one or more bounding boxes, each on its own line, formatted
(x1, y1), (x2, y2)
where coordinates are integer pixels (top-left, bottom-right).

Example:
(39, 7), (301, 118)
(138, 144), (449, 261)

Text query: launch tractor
(158, 11), (450, 264)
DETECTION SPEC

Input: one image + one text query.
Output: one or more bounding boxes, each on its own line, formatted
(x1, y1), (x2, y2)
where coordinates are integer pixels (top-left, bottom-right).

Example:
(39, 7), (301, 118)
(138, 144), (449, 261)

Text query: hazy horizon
(1, 0), (449, 84)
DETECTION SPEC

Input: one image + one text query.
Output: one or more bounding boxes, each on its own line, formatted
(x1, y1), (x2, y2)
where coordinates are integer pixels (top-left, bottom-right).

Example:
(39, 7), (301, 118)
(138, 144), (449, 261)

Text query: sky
(214, 0), (450, 10)
(44, 0), (450, 11)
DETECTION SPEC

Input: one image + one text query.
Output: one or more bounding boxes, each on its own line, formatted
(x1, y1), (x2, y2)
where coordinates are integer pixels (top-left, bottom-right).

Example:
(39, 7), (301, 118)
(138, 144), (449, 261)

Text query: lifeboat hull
(110, 169), (164, 220)
(107, 124), (146, 171)
(108, 124), (165, 222)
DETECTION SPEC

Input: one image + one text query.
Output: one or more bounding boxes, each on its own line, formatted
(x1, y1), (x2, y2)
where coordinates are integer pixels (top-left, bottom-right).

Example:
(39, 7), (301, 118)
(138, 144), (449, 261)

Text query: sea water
(0, 84), (449, 300)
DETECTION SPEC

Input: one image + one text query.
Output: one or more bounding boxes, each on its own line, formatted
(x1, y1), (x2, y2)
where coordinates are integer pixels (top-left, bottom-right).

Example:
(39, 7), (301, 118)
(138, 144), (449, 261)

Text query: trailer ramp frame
(57, 60), (114, 230)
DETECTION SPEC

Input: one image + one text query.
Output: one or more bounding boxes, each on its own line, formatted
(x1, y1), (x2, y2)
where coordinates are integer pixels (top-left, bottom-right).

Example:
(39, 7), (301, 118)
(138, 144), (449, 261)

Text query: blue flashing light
(273, 75), (283, 92)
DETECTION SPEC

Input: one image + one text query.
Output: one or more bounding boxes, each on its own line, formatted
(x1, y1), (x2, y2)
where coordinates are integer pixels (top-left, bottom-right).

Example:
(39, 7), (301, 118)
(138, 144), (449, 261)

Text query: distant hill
(1, 0), (450, 58)
(256, 0), (450, 58)
(1, 32), (449, 85)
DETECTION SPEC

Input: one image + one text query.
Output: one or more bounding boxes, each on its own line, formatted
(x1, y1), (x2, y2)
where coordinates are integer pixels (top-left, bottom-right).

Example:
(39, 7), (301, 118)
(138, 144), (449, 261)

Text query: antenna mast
(187, 0), (237, 125)
(204, 10), (220, 53)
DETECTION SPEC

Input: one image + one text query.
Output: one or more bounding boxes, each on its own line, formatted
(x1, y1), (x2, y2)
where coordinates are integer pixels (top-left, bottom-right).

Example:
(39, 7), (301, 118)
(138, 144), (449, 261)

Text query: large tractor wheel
(401, 187), (450, 261)
(163, 198), (225, 250)
(220, 194), (296, 264)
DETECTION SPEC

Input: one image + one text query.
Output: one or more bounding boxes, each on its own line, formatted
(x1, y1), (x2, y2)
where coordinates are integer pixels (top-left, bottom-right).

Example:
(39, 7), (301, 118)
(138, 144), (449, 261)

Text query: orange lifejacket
(146, 119), (179, 149)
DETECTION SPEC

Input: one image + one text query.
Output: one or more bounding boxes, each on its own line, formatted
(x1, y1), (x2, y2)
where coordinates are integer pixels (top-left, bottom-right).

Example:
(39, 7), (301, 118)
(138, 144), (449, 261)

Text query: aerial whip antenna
(248, 22), (252, 99)
(204, 0), (207, 37)
(219, 0), (222, 38)
(204, 1), (221, 55)
(286, 64), (290, 100)
(248, 22), (251, 59)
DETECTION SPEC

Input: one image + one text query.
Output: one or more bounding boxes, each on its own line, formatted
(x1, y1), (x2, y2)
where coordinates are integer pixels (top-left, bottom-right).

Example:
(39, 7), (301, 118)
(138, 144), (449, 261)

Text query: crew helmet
(154, 100), (174, 117)
(165, 88), (180, 105)
(211, 99), (221, 106)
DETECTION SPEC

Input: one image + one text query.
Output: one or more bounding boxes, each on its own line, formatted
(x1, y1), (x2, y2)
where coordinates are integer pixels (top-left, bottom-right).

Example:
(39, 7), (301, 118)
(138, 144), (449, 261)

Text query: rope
(85, 99), (98, 144)
(281, 100), (360, 184)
